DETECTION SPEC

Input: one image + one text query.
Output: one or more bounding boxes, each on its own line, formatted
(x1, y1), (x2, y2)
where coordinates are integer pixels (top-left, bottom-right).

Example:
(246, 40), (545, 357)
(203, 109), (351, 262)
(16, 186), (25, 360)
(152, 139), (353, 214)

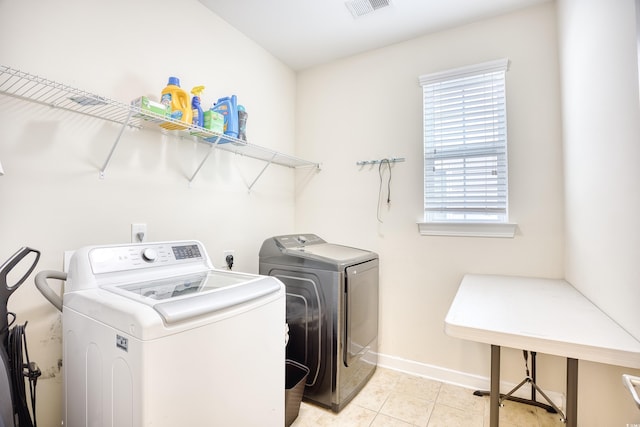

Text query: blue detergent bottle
(191, 86), (205, 128)
(212, 95), (238, 138)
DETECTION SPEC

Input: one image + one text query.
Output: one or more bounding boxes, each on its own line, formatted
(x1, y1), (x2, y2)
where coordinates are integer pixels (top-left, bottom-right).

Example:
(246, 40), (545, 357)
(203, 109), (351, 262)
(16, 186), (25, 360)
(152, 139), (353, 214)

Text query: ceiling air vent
(345, 0), (391, 18)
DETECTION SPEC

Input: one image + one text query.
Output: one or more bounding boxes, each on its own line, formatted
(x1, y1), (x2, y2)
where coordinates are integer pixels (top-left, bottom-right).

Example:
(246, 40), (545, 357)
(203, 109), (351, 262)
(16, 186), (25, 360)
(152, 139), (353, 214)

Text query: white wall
(295, 0), (567, 402)
(558, 0), (640, 342)
(557, 0), (640, 424)
(0, 0), (298, 425)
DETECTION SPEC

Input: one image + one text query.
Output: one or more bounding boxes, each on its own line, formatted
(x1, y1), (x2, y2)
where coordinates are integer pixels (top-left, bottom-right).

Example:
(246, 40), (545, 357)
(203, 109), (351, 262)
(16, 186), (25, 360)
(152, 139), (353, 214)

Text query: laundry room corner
(294, 0), (567, 406)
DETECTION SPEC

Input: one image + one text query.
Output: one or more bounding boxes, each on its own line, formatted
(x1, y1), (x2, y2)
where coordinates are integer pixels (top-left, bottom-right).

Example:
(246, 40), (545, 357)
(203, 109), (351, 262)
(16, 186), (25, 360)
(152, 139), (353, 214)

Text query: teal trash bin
(285, 360), (309, 426)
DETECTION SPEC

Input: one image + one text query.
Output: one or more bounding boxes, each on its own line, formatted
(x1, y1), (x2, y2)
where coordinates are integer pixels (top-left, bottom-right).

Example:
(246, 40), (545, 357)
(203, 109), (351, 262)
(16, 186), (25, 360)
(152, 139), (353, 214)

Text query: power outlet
(223, 250), (235, 270)
(131, 223), (147, 243)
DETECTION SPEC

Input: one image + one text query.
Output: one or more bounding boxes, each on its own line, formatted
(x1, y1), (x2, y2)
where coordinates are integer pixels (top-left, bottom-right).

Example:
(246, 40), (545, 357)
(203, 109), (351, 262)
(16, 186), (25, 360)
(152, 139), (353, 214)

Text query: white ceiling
(199, 0), (551, 71)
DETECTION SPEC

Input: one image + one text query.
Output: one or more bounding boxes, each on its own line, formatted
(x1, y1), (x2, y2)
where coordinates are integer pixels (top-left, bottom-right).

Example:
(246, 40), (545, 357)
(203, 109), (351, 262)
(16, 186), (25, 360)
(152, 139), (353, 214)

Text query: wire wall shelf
(0, 65), (320, 189)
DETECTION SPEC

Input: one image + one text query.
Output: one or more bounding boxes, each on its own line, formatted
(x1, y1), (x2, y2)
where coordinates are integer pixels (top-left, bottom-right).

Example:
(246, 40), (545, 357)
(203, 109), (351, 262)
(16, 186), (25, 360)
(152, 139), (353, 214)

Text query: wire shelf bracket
(189, 136), (222, 186)
(247, 153), (277, 192)
(100, 108), (134, 179)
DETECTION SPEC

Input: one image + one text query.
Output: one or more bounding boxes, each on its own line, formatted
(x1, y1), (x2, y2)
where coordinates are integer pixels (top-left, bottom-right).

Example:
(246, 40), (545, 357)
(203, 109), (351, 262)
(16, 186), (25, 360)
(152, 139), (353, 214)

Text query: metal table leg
(566, 358), (578, 427)
(490, 345), (500, 427)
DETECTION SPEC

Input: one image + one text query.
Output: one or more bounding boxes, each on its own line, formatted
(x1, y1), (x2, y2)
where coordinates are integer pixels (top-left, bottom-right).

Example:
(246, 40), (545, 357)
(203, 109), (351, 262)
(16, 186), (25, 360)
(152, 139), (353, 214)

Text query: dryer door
(344, 259), (379, 366)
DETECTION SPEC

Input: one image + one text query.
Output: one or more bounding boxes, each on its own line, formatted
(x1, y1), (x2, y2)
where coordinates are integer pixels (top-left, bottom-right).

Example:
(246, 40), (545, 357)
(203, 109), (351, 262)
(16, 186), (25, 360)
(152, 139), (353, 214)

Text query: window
(418, 59), (515, 237)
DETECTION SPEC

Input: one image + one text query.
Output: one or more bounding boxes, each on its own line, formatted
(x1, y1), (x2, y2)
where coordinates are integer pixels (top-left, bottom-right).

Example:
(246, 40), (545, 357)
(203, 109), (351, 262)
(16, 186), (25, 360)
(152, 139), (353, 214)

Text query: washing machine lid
(103, 270), (281, 324)
(284, 243), (374, 264)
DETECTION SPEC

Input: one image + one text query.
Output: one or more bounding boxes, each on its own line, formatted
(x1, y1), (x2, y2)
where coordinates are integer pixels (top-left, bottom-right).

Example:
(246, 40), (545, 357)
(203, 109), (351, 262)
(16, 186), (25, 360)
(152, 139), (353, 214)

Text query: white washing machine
(58, 241), (285, 427)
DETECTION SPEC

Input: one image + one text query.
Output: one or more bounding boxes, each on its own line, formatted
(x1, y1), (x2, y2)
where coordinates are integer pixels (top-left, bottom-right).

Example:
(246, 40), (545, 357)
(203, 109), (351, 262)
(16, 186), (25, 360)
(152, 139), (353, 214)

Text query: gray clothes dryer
(259, 234), (378, 412)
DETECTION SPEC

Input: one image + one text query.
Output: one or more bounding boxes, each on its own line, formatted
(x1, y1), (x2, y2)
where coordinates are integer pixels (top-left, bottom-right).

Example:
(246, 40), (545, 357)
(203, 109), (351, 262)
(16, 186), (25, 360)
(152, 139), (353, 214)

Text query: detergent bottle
(191, 86), (205, 128)
(212, 95), (238, 138)
(160, 77), (192, 130)
(237, 105), (248, 141)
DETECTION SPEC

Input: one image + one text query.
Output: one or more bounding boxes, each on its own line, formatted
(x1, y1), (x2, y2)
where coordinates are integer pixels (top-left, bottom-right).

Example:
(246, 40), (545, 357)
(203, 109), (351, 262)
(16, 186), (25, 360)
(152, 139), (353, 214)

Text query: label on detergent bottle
(192, 107), (199, 126)
(162, 92), (183, 121)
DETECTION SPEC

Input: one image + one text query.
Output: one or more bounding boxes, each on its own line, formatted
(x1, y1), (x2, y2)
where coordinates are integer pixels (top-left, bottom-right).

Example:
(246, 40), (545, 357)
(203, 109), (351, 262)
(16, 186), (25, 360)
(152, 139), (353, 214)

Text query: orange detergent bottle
(160, 77), (192, 130)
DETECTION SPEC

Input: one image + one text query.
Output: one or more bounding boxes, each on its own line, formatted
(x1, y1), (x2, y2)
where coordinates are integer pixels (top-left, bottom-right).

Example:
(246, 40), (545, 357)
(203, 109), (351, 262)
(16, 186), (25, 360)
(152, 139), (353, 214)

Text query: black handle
(0, 247), (40, 349)
(0, 247), (41, 294)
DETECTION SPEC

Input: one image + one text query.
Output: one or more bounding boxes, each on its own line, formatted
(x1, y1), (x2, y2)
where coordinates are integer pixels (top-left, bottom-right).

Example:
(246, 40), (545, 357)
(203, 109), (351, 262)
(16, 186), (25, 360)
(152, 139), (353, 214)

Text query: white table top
(445, 274), (640, 369)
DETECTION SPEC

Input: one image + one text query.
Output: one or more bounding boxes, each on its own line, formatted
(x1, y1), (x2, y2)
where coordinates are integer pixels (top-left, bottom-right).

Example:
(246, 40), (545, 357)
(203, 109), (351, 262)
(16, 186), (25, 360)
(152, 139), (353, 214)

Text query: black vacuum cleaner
(0, 247), (41, 427)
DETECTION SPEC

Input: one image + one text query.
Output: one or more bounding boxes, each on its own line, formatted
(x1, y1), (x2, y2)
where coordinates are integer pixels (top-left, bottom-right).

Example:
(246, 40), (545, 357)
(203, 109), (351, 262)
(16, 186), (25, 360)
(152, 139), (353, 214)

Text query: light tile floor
(291, 367), (565, 427)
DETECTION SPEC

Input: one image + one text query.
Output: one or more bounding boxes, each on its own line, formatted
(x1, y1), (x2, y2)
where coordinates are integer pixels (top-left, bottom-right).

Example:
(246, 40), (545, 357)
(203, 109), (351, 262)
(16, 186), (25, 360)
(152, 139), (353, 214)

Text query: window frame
(417, 59), (516, 238)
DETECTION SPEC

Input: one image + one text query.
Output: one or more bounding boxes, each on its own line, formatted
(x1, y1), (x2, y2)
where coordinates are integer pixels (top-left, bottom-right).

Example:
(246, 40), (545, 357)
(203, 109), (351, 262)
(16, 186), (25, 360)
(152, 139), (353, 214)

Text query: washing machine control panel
(88, 242), (205, 274)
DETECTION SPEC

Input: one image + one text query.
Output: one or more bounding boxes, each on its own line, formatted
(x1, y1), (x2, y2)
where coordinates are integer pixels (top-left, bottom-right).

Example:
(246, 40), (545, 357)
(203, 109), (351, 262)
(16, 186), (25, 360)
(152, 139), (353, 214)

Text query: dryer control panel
(274, 234), (325, 249)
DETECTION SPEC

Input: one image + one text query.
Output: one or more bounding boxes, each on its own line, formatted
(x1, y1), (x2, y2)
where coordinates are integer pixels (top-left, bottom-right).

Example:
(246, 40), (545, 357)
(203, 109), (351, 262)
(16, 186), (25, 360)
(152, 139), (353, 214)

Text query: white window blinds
(420, 59), (509, 223)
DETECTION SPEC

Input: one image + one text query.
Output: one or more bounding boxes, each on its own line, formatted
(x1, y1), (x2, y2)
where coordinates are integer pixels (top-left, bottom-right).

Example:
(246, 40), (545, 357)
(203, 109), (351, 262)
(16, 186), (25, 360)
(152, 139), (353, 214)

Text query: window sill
(417, 222), (517, 238)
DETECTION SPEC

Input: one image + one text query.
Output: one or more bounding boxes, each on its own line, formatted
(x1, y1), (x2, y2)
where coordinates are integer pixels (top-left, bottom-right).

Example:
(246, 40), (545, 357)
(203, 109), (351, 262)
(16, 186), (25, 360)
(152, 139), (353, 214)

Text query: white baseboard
(376, 352), (566, 412)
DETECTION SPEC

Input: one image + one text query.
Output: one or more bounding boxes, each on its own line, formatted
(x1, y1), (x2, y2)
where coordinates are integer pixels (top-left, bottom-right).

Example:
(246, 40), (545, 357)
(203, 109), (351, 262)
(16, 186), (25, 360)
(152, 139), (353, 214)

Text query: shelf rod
(189, 136), (221, 185)
(99, 108), (134, 179)
(247, 153), (277, 192)
(356, 157), (405, 166)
